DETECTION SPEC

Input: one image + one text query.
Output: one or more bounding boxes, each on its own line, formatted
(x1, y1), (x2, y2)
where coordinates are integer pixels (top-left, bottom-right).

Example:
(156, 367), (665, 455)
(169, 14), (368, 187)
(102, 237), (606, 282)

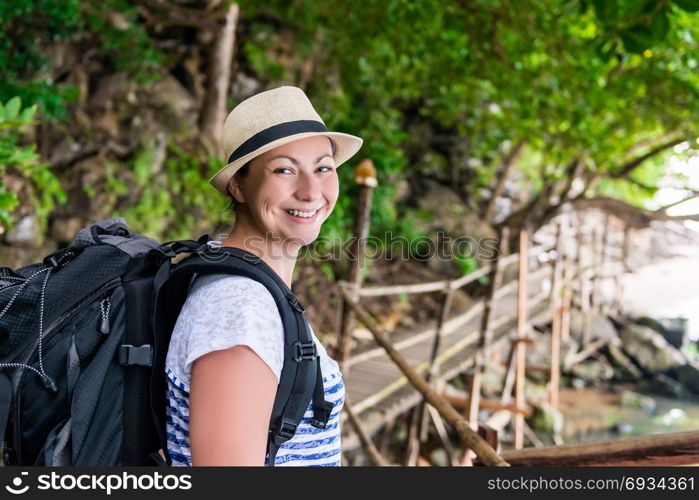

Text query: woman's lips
(284, 208), (321, 224)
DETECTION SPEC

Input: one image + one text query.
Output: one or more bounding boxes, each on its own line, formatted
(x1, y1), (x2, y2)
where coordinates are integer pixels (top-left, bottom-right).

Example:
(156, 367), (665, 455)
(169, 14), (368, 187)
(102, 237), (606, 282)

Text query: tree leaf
(650, 8), (671, 41)
(4, 97), (21, 122)
(672, 0), (699, 12)
(620, 25), (653, 54)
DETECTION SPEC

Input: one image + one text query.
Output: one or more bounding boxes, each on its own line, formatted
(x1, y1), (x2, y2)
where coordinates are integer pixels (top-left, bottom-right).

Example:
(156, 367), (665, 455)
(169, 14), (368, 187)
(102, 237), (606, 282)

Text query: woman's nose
(294, 171), (323, 202)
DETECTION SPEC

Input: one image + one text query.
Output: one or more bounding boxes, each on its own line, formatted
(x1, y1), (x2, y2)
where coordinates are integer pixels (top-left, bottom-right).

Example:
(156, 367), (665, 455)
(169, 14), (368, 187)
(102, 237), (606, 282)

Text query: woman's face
(229, 135), (339, 250)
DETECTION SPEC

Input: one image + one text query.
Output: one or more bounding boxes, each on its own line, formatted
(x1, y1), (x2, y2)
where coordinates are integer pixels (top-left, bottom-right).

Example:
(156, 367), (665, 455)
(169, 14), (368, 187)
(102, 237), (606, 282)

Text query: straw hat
(209, 85), (364, 196)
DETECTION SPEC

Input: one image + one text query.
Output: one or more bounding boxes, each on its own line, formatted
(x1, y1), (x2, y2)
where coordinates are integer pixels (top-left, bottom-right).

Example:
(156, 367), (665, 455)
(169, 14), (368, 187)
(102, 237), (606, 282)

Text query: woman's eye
(274, 167), (293, 174)
(318, 165), (335, 173)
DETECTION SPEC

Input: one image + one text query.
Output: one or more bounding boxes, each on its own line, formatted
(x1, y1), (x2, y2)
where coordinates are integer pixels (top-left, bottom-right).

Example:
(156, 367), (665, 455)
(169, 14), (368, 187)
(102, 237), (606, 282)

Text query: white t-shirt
(164, 265), (345, 467)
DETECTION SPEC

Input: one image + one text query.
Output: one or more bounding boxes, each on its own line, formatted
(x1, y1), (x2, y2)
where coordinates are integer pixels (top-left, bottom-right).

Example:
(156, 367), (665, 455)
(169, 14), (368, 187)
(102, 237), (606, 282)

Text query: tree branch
(657, 191), (699, 211)
(608, 138), (685, 179)
(482, 139), (525, 222)
(571, 196), (699, 228)
(200, 2), (239, 154)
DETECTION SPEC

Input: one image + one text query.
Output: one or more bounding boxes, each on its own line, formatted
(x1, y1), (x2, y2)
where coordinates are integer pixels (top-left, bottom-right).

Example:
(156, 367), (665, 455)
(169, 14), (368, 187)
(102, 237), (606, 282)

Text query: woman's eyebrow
(267, 154), (333, 165)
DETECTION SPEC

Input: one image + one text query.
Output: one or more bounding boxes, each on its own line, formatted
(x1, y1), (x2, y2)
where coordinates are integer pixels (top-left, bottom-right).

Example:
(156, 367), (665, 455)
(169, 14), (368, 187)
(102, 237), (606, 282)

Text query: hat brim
(209, 131), (364, 196)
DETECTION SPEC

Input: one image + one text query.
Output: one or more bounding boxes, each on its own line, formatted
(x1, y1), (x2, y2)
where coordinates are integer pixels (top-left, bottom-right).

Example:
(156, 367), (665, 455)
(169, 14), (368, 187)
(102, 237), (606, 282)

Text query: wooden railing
(334, 163), (633, 466)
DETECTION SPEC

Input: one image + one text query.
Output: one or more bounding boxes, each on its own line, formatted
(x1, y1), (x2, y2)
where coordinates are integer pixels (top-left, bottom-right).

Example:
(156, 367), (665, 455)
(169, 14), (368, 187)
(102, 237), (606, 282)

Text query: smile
(284, 208), (321, 223)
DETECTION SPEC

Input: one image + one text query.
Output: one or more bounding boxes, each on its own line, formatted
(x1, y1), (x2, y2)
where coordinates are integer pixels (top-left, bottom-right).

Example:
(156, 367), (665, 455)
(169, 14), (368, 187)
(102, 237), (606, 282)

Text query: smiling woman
(164, 86), (363, 466)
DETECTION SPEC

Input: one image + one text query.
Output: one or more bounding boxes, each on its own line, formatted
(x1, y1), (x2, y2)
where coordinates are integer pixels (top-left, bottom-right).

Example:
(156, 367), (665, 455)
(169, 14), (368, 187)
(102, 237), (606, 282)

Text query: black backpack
(0, 217), (332, 466)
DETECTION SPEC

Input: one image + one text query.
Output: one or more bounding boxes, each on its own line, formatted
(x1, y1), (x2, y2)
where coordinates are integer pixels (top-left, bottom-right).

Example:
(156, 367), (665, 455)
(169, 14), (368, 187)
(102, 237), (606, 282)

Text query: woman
(164, 86), (363, 466)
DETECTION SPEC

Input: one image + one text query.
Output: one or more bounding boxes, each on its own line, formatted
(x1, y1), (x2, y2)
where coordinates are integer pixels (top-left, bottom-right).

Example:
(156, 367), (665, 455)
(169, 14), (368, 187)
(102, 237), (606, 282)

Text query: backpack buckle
(272, 419), (298, 445)
(118, 345), (153, 366)
(286, 341), (317, 362)
(309, 400), (335, 429)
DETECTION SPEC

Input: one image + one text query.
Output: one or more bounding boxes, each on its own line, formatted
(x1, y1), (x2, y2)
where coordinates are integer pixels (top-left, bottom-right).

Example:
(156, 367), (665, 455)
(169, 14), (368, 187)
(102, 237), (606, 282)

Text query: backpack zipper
(99, 296), (111, 334)
(0, 276), (26, 292)
(8, 277), (121, 464)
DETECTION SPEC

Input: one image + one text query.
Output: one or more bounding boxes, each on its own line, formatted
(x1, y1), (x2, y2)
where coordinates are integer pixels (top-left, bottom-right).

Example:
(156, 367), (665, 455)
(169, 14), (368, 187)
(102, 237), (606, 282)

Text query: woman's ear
(227, 176), (245, 204)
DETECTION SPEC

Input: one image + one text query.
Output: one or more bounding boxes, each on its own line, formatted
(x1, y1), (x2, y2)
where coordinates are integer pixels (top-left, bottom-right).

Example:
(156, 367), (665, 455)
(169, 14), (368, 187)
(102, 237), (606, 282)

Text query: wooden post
(549, 217), (566, 410)
(337, 159), (377, 371)
(550, 217), (565, 353)
(617, 223), (630, 316)
(514, 227), (529, 449)
(337, 284), (509, 466)
(599, 214), (611, 314)
(500, 430), (699, 466)
(461, 226), (509, 465)
(343, 395), (390, 466)
(406, 285), (455, 464)
(590, 214), (603, 313)
(420, 290), (455, 432)
(560, 220), (573, 344)
(577, 212), (592, 346)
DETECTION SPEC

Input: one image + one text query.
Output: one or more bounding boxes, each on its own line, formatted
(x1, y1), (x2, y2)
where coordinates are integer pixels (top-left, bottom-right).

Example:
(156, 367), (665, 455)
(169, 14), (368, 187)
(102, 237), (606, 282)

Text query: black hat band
(227, 120), (329, 165)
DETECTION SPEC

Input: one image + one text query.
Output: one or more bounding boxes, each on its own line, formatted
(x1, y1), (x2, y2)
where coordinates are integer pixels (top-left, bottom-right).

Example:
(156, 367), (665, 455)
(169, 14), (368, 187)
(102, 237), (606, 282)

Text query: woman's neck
(218, 224), (299, 289)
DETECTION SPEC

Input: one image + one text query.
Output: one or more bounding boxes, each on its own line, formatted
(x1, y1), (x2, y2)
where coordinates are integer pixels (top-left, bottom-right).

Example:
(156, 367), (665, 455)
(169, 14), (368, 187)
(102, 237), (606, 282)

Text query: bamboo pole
(561, 238), (575, 341)
(345, 264), (552, 369)
(590, 214), (603, 313)
(499, 430), (699, 466)
(337, 160), (377, 371)
(426, 404), (459, 466)
(337, 283), (509, 467)
(406, 285), (455, 464)
(549, 217), (566, 411)
(417, 289), (455, 439)
(617, 223), (630, 316)
(599, 213), (611, 315)
(575, 212), (592, 346)
(378, 417), (396, 457)
(342, 395), (391, 466)
(549, 217), (565, 353)
(500, 343), (517, 406)
(462, 226), (510, 465)
(353, 244), (549, 297)
(438, 391), (532, 416)
(514, 227), (529, 449)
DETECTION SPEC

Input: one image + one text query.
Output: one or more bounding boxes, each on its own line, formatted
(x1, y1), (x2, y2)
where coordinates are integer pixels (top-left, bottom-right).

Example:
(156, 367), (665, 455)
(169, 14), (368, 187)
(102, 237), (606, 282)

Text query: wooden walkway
(341, 265), (555, 451)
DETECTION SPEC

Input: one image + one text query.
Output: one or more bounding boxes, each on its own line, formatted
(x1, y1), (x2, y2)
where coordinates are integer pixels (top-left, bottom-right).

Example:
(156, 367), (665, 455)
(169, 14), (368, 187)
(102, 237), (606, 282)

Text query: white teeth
(286, 209), (317, 218)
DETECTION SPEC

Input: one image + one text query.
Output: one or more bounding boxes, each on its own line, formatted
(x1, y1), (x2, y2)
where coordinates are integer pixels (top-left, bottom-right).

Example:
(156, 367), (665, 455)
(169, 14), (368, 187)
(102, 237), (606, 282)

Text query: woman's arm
(189, 345), (278, 465)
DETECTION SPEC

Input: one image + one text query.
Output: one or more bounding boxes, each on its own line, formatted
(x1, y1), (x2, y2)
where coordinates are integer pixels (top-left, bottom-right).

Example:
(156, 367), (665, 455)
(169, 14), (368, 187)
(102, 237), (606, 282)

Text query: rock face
(669, 362), (699, 395)
(618, 323), (686, 373)
(605, 340), (643, 380)
(633, 316), (689, 350)
(568, 309), (618, 342)
(4, 215), (40, 245)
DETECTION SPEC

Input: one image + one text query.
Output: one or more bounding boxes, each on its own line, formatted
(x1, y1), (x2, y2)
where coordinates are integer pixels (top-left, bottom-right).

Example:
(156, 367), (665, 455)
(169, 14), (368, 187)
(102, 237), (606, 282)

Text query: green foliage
(0, 97), (66, 238)
(3, 0), (699, 253)
(114, 140), (230, 241)
(0, 0), (81, 119)
(684, 341), (699, 361)
(0, 0), (163, 119)
(454, 253), (478, 277)
(81, 1), (163, 84)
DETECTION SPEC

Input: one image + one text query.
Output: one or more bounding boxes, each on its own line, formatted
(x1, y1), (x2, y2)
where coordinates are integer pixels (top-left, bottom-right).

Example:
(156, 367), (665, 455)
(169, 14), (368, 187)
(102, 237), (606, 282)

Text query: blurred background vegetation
(1, 0), (698, 263)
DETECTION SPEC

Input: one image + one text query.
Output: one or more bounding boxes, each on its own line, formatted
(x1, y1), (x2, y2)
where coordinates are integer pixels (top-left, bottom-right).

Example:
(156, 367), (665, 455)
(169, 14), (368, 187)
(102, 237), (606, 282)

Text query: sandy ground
(620, 244), (699, 341)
